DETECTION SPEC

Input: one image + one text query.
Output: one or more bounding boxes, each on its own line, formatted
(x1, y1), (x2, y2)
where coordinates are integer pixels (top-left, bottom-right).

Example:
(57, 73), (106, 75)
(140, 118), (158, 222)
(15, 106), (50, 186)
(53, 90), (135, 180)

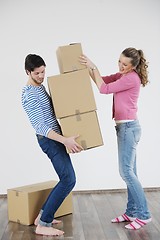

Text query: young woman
(79, 48), (151, 230)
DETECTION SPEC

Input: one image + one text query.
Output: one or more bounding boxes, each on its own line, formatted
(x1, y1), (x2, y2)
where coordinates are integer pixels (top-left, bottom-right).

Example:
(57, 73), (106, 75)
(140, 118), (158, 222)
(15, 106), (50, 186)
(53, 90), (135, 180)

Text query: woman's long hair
(122, 47), (149, 87)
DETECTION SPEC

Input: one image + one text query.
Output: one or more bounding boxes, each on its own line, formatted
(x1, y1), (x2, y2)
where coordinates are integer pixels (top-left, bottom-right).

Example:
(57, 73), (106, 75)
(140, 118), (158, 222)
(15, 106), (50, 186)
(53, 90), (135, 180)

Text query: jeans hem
(39, 219), (52, 227)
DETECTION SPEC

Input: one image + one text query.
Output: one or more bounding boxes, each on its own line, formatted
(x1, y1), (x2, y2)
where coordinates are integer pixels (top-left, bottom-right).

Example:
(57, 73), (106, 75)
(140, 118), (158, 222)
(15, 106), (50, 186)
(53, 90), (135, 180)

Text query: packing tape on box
(75, 110), (81, 121)
(81, 140), (87, 150)
(72, 65), (78, 71)
(16, 191), (19, 197)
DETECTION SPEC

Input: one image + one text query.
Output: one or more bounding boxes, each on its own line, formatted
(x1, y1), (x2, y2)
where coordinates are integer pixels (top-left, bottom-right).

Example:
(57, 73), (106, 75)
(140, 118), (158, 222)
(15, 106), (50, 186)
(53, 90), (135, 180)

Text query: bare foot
(35, 224), (64, 236)
(34, 214), (41, 226)
(52, 219), (62, 224)
(34, 214), (62, 225)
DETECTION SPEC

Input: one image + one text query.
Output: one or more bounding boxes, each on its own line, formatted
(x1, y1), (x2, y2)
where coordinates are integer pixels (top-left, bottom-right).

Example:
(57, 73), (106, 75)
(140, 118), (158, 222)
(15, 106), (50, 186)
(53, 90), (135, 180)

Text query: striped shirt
(21, 85), (61, 137)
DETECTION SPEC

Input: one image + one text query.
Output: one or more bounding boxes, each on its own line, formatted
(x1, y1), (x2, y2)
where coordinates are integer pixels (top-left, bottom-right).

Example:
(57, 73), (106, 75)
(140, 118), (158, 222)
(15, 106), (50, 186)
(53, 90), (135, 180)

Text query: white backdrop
(0, 0), (159, 194)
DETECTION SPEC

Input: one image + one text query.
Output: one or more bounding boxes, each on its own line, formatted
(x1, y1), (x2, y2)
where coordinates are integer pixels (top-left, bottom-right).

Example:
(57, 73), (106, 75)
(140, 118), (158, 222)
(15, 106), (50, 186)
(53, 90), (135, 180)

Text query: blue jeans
(36, 135), (76, 227)
(115, 120), (151, 220)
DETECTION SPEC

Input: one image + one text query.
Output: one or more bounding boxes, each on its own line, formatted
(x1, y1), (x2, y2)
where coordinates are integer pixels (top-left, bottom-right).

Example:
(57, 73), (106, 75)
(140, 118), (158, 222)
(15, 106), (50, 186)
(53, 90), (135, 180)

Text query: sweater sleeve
(100, 73), (136, 94)
(102, 73), (122, 84)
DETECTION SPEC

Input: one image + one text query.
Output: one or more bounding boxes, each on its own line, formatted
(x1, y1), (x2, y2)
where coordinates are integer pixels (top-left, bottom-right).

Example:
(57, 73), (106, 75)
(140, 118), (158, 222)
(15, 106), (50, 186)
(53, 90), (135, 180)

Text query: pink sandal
(125, 218), (152, 230)
(111, 213), (136, 223)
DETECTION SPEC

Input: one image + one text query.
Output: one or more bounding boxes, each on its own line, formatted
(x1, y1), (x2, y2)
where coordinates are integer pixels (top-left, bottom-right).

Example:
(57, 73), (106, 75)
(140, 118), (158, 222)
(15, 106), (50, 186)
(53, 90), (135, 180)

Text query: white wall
(0, 0), (159, 194)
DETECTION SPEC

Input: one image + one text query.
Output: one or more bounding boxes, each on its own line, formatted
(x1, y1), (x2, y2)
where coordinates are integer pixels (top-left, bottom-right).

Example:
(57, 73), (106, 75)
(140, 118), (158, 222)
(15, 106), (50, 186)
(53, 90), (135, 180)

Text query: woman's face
(118, 54), (134, 75)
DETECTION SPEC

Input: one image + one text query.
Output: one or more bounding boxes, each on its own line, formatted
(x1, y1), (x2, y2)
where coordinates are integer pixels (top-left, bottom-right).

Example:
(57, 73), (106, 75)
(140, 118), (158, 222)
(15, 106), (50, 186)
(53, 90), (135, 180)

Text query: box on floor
(7, 180), (73, 225)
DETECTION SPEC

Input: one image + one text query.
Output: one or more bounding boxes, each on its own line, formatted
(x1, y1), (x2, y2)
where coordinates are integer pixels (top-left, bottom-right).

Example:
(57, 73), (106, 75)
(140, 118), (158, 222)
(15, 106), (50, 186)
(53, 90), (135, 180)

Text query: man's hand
(47, 130), (83, 153)
(63, 135), (84, 153)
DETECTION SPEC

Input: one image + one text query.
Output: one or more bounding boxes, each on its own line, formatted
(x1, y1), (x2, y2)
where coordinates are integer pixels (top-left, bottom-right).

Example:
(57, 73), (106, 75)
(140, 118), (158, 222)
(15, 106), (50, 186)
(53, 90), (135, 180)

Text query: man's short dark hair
(25, 54), (46, 74)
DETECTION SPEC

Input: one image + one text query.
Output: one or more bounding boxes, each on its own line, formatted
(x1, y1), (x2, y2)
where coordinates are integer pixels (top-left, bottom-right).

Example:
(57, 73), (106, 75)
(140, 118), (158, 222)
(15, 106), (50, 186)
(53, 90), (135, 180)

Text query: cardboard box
(59, 111), (103, 152)
(7, 180), (73, 225)
(48, 69), (96, 118)
(56, 43), (86, 73)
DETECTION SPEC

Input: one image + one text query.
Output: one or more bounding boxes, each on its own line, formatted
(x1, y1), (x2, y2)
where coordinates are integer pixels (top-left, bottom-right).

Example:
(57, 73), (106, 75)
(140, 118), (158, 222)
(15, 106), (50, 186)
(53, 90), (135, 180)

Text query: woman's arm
(79, 55), (103, 90)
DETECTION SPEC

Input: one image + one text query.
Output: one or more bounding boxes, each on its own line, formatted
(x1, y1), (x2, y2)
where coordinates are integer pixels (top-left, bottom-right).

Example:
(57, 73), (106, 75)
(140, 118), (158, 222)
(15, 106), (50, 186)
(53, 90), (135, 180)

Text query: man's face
(28, 66), (46, 85)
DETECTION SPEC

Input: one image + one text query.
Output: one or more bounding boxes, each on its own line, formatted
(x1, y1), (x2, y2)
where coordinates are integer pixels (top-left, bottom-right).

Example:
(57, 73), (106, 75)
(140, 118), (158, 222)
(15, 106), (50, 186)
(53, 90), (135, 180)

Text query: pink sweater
(100, 71), (141, 120)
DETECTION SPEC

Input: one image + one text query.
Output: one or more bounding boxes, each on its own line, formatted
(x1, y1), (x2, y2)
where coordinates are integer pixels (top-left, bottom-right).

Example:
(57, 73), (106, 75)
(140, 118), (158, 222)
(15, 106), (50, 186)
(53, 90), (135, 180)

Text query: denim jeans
(115, 120), (151, 220)
(36, 135), (76, 226)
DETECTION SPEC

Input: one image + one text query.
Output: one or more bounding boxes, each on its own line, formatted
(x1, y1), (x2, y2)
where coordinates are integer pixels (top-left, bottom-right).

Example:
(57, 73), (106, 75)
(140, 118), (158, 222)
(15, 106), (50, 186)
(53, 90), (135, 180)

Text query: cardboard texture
(7, 180), (73, 225)
(59, 111), (103, 152)
(48, 69), (97, 118)
(56, 43), (86, 73)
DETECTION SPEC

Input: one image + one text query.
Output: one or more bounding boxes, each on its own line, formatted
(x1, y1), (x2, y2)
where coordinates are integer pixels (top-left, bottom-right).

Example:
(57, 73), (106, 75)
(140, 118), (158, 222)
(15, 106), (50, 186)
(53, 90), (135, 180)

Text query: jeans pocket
(133, 127), (141, 144)
(38, 138), (49, 153)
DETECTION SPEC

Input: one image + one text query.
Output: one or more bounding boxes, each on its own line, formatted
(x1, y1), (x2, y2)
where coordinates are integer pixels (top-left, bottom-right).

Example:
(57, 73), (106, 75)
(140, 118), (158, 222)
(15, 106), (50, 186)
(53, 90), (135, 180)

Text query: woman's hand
(79, 54), (96, 70)
(79, 54), (103, 90)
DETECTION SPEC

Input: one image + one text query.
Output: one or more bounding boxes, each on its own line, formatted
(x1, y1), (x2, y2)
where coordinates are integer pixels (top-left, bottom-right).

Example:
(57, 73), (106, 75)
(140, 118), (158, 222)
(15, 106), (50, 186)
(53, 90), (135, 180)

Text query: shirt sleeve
(23, 90), (52, 136)
(100, 74), (136, 94)
(102, 73), (122, 84)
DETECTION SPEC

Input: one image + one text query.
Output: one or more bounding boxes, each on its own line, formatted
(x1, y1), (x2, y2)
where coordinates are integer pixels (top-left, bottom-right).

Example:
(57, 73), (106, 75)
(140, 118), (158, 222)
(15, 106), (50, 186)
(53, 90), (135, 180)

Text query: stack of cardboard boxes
(48, 43), (103, 152)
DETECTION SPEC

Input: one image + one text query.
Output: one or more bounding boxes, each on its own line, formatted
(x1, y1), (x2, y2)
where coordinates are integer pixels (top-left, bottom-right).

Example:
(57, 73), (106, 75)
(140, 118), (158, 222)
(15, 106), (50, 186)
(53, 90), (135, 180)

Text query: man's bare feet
(52, 219), (62, 224)
(34, 213), (62, 225)
(35, 224), (64, 236)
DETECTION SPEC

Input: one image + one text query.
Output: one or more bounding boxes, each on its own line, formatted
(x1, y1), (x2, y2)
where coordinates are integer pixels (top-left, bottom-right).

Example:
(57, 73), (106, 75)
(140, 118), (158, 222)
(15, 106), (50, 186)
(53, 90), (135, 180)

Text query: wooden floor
(0, 190), (160, 240)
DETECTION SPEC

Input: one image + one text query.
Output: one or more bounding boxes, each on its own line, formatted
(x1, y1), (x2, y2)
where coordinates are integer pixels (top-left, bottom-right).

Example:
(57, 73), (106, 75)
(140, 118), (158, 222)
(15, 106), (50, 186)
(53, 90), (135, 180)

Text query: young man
(21, 54), (83, 236)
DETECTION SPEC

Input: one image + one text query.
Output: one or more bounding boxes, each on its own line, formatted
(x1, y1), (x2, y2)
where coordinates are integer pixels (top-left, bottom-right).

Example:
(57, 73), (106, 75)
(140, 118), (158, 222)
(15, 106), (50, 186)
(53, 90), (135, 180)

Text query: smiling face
(118, 54), (134, 75)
